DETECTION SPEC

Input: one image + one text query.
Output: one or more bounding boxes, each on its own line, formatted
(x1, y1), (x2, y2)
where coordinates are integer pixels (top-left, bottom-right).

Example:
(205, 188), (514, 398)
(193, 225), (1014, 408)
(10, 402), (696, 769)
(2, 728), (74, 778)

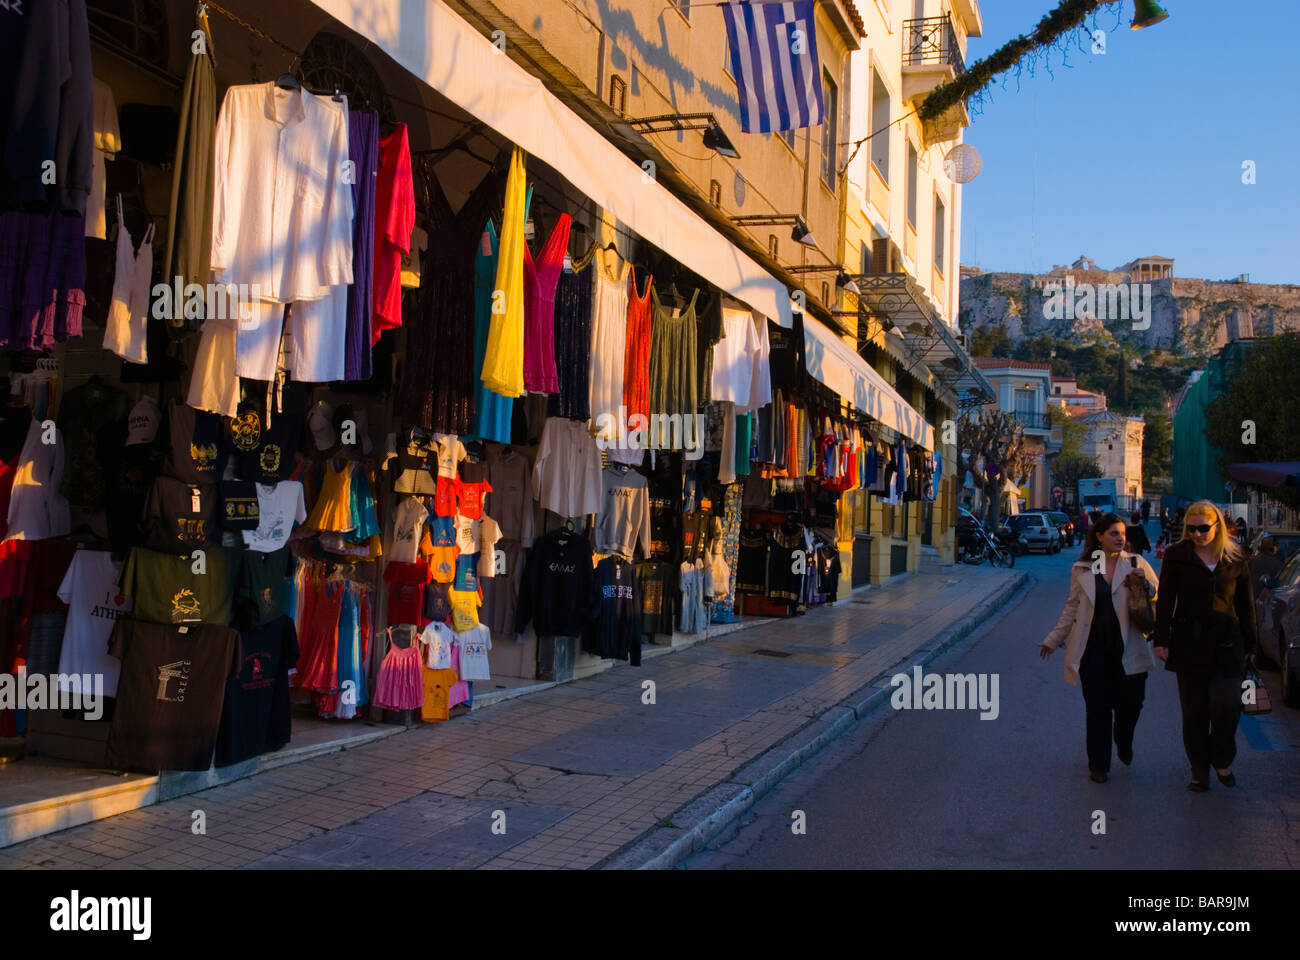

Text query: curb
(606, 568), (1033, 870)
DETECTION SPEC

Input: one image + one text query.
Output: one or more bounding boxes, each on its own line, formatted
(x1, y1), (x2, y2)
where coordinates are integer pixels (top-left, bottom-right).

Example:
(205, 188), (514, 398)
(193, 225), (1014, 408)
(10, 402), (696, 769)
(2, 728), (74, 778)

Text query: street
(686, 529), (1300, 869)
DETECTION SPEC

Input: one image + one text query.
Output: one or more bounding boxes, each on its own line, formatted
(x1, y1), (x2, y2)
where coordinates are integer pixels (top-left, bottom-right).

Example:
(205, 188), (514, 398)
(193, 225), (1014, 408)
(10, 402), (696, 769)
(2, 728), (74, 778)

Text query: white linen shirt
(211, 83), (354, 303)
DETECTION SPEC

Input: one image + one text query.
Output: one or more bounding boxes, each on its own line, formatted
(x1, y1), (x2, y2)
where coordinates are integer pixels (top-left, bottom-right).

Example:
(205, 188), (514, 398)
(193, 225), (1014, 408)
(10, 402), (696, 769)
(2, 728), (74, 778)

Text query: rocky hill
(959, 271), (1300, 357)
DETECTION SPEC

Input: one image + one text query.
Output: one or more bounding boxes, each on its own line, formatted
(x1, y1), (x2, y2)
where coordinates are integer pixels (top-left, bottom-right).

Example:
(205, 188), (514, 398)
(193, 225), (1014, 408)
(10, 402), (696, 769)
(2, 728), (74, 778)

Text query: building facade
(970, 357), (1056, 509)
(1079, 411), (1145, 511)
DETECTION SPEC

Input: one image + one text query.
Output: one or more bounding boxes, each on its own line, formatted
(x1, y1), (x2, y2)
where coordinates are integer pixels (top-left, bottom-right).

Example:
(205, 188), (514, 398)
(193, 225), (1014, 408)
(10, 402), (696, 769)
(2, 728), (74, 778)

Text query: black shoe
(1089, 770), (1108, 783)
(1216, 770), (1236, 787)
(1187, 779), (1208, 792)
(1118, 747), (1133, 766)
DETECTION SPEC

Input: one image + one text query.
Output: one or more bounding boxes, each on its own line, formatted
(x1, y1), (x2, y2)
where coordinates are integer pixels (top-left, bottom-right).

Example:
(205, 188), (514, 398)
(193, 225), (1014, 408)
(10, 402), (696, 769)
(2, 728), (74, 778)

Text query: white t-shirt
(390, 496), (430, 563)
(422, 621), (455, 670)
(242, 481), (307, 551)
(744, 314), (772, 413)
(454, 513), (501, 559)
(56, 550), (131, 696)
(455, 624), (492, 680)
(711, 305), (759, 405)
(434, 434), (466, 478)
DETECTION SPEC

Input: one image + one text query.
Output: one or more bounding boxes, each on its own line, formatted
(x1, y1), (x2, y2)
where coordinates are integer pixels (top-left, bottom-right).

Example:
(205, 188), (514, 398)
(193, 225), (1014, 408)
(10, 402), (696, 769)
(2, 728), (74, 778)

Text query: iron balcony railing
(903, 16), (965, 74)
(1013, 411), (1051, 430)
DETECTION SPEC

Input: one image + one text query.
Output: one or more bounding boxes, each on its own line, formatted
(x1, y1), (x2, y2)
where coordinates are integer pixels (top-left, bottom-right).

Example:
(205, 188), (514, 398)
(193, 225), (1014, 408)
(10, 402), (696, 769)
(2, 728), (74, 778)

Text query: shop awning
(802, 319), (934, 450)
(308, 0), (793, 328)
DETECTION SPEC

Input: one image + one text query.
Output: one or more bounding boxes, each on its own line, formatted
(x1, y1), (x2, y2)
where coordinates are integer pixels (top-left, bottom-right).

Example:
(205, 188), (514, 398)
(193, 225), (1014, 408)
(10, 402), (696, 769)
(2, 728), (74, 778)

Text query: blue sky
(958, 0), (1300, 285)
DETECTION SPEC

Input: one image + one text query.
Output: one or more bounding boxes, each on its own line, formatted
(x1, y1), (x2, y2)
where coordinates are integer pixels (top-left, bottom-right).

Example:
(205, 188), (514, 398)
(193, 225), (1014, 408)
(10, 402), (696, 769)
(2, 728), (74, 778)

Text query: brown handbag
(1124, 561), (1157, 637)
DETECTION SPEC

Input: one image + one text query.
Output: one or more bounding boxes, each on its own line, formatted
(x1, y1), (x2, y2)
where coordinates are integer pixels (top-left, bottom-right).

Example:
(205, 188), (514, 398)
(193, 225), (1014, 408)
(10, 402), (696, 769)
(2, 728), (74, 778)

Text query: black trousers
(1079, 642), (1147, 772)
(1176, 672), (1242, 780)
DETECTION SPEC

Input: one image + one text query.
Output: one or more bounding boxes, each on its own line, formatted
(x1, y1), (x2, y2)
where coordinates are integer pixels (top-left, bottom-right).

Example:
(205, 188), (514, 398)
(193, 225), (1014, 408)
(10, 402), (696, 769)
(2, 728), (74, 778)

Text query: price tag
(480, 231), (492, 256)
(191, 487), (202, 512)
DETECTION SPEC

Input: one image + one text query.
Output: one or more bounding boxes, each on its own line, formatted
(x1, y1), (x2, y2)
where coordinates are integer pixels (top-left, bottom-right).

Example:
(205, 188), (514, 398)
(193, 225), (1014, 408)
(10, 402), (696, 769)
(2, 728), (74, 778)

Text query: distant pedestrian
(1234, 516), (1248, 544)
(1170, 507), (1185, 543)
(1039, 513), (1160, 783)
(1127, 513), (1151, 554)
(1141, 500), (1151, 524)
(1078, 511), (1091, 537)
(1153, 500), (1258, 792)
(1160, 507), (1171, 534)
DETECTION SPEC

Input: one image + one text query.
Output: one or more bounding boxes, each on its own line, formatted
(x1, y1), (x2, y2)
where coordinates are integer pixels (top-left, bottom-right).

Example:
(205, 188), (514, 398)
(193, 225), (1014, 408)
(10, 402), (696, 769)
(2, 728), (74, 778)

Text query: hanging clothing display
(215, 615), (299, 768)
(481, 146), (527, 398)
(647, 286), (699, 446)
(516, 529), (594, 637)
(548, 248), (594, 421)
(5, 418), (71, 541)
(623, 266), (653, 426)
(372, 123), (414, 345)
(584, 556), (642, 665)
(533, 417), (601, 519)
(102, 194), (154, 363)
(596, 466), (651, 559)
(588, 248), (629, 440)
(522, 212), (571, 394)
(374, 631), (425, 711)
(469, 220), (513, 442)
(342, 108), (379, 381)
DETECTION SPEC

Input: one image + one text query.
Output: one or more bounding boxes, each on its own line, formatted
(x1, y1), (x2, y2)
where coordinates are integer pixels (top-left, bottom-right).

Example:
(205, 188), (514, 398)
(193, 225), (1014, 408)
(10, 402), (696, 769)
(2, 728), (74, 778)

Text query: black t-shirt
(142, 476), (220, 553)
(220, 480), (260, 531)
(169, 401), (227, 484)
(227, 383), (307, 483)
(215, 616), (299, 767)
(58, 381), (129, 510)
(237, 545), (295, 631)
(107, 444), (163, 553)
(107, 619), (242, 772)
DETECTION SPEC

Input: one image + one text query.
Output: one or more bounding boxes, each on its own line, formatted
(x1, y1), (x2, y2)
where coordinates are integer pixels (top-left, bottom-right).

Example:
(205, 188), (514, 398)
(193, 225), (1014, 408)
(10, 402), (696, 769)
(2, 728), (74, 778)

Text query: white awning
(309, 0), (793, 328)
(802, 319), (934, 450)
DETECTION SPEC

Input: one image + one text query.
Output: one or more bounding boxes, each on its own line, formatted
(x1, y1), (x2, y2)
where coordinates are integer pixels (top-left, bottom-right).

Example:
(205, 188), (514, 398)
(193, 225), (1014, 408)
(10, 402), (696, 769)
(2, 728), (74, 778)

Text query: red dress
(521, 213), (572, 394)
(623, 267), (653, 423)
(295, 575), (344, 692)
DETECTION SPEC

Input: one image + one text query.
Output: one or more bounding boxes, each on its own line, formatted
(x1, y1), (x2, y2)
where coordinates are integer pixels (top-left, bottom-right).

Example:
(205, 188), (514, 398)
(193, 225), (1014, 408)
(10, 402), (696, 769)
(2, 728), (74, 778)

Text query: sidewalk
(0, 563), (1027, 871)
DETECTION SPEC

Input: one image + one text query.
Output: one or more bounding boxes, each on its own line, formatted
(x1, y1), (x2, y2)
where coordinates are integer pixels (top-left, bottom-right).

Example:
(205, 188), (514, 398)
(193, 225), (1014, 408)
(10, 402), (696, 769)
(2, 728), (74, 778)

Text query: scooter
(957, 518), (1015, 568)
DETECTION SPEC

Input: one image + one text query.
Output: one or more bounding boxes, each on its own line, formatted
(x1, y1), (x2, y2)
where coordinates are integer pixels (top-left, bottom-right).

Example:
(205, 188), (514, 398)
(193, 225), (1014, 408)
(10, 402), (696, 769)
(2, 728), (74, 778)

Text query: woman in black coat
(1153, 500), (1259, 792)
(1126, 513), (1151, 554)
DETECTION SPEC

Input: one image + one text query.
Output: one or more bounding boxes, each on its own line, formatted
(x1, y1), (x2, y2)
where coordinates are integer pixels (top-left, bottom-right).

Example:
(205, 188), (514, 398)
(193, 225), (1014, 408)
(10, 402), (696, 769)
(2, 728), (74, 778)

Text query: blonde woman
(1153, 500), (1259, 792)
(1039, 513), (1160, 783)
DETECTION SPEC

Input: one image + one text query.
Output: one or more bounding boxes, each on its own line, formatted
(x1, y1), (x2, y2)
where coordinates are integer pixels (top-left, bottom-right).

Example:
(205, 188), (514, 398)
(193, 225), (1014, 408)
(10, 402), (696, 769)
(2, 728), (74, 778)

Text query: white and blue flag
(722, 0), (824, 134)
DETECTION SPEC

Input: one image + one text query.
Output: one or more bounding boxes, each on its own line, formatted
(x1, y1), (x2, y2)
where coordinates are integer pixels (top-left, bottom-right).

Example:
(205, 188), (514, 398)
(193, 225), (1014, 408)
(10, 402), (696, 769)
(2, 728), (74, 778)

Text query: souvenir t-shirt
(432, 474), (460, 518)
(427, 516), (458, 583)
(143, 477), (220, 553)
(107, 620), (242, 771)
(384, 559), (429, 626)
(220, 480), (260, 531)
(169, 401), (227, 484)
(421, 620), (455, 670)
(242, 481), (307, 552)
(229, 384), (308, 483)
(238, 546), (295, 630)
(56, 550), (132, 697)
(455, 624), (492, 680)
(389, 496), (429, 563)
(215, 616), (299, 767)
(119, 545), (238, 626)
(449, 588), (481, 632)
(434, 433), (466, 478)
(453, 513), (502, 558)
(423, 581), (452, 624)
(457, 479), (492, 520)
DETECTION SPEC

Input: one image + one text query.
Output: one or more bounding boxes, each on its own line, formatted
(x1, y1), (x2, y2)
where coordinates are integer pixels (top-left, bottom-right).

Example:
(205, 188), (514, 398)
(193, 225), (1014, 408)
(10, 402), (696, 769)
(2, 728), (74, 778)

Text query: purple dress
(344, 110), (379, 381)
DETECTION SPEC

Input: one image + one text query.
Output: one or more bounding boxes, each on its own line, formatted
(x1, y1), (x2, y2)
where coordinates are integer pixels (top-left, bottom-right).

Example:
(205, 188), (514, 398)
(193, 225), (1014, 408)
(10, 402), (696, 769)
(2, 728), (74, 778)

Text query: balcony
(902, 15), (970, 145)
(1013, 411), (1052, 432)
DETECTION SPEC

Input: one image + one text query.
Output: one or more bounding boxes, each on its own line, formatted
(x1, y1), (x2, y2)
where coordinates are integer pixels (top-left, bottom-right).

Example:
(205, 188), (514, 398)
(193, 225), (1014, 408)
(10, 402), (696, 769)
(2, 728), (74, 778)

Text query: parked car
(1256, 551), (1300, 707)
(1248, 529), (1300, 565)
(1046, 511), (1074, 547)
(1008, 513), (1058, 554)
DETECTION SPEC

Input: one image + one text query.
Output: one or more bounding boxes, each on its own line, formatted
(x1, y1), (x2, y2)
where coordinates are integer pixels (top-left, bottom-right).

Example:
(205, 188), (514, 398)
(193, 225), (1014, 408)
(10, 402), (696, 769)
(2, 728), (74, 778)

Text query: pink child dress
(373, 628), (425, 710)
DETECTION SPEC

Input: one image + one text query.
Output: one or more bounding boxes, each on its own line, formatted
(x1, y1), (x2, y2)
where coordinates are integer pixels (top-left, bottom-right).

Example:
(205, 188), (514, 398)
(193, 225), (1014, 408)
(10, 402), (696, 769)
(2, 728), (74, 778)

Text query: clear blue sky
(958, 0), (1300, 285)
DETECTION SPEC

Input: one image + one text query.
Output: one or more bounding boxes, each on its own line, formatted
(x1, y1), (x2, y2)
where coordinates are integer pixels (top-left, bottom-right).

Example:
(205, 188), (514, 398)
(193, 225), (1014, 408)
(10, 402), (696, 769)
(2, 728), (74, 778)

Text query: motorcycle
(957, 516), (1015, 568)
(994, 522), (1029, 557)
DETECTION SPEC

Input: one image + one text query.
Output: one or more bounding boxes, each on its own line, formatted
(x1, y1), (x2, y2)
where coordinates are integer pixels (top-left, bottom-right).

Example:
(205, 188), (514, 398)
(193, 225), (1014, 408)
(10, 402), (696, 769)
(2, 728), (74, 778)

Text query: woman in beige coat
(1038, 513), (1160, 782)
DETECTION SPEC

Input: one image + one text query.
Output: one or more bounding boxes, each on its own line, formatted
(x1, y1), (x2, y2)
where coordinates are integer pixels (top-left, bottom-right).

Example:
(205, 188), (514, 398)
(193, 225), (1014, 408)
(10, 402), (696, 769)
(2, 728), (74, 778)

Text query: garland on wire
(917, 0), (1121, 121)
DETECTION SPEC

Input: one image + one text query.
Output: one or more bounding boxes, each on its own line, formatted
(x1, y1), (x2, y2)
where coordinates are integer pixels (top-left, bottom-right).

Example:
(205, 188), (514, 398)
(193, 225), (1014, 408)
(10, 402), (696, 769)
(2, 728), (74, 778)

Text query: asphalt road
(685, 533), (1300, 869)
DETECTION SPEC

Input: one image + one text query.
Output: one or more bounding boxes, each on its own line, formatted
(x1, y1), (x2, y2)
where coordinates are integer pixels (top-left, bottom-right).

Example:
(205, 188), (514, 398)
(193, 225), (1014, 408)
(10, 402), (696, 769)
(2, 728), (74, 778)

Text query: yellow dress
(481, 146), (527, 398)
(303, 460), (354, 532)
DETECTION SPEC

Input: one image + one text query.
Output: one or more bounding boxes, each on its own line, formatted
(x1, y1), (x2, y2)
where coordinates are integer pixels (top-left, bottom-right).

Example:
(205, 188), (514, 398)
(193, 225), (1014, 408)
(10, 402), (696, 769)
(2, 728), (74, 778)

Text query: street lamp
(1131, 0), (1171, 30)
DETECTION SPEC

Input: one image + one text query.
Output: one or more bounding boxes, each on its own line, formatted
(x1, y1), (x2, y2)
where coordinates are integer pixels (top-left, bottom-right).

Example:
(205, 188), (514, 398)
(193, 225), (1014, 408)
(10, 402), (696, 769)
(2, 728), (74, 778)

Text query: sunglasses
(1187, 523), (1216, 534)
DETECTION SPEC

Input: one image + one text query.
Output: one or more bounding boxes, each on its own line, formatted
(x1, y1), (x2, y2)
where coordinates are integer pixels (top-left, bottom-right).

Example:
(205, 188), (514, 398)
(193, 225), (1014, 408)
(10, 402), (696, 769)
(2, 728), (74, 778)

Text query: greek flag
(722, 0), (824, 134)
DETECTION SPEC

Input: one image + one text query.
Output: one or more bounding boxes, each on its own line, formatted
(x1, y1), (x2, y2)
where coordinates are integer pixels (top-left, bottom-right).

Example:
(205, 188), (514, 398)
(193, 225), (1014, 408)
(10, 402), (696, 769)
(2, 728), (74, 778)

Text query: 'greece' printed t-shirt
(455, 624), (492, 680)
(107, 620), (241, 771)
(242, 481), (307, 551)
(119, 545), (238, 626)
(56, 550), (132, 697)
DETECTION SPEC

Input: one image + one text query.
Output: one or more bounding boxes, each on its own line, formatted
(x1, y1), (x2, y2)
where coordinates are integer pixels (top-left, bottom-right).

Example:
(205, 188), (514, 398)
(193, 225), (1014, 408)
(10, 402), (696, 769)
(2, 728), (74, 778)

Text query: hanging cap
(307, 401), (337, 450)
(125, 395), (160, 445)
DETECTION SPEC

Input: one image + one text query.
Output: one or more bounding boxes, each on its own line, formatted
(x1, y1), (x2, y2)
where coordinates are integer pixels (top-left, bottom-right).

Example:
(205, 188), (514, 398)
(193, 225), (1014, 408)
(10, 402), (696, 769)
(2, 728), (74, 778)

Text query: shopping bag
(1243, 663), (1272, 715)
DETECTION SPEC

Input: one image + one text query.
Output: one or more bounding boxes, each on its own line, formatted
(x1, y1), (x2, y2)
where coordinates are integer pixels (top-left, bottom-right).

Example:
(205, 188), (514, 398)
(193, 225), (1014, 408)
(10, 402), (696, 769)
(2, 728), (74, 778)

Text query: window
(906, 142), (918, 228)
(860, 240), (873, 276)
(821, 70), (839, 190)
(934, 194), (946, 276)
(709, 179), (722, 208)
(870, 70), (890, 183)
(1014, 389), (1035, 421)
(609, 75), (626, 116)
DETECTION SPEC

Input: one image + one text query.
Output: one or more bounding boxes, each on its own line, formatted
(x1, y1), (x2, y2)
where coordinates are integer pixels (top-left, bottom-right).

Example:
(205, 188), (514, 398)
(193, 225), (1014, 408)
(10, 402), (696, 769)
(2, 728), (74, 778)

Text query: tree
(1205, 332), (1300, 509)
(969, 323), (1013, 358)
(1141, 409), (1172, 483)
(1049, 403), (1087, 459)
(957, 408), (1035, 526)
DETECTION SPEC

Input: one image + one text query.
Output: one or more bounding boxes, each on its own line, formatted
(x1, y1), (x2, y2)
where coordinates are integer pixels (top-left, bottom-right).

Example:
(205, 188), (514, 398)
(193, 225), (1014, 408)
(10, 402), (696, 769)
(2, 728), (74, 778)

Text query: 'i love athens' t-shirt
(57, 549), (132, 697)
